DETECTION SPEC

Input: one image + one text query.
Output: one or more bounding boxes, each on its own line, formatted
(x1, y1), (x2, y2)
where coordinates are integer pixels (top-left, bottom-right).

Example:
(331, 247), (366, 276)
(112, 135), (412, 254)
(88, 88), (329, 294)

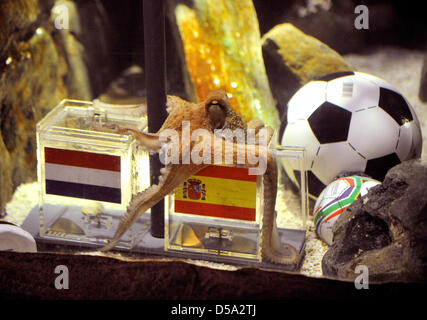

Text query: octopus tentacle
(120, 129), (162, 152)
(260, 150), (298, 264)
(92, 122), (162, 152)
(219, 140), (299, 264)
(100, 183), (162, 251)
(97, 90), (298, 264)
(100, 160), (209, 251)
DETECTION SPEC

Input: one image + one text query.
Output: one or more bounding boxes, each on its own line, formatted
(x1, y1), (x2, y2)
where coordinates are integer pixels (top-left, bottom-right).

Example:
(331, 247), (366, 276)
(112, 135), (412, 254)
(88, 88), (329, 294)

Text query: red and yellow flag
(174, 165), (258, 221)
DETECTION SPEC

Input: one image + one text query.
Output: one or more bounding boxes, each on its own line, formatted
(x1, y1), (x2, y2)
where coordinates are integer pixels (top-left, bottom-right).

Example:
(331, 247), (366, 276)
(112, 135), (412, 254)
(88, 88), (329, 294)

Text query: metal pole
(143, 0), (167, 238)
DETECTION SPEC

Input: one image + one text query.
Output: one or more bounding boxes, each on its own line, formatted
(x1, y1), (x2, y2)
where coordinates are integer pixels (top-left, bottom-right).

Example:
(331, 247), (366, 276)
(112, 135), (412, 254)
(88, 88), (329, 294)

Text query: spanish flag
(174, 165), (258, 222)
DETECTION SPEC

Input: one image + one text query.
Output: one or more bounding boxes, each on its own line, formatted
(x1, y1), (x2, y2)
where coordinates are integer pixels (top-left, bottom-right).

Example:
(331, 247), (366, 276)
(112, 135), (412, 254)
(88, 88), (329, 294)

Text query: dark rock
(73, 0), (114, 97)
(284, 1), (367, 54)
(166, 0), (197, 102)
(322, 159), (427, 283)
(255, 0), (427, 54)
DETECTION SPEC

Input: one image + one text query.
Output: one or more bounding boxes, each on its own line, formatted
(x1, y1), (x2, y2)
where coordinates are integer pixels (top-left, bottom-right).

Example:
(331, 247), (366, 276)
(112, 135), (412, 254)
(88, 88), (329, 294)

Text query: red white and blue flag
(44, 147), (122, 204)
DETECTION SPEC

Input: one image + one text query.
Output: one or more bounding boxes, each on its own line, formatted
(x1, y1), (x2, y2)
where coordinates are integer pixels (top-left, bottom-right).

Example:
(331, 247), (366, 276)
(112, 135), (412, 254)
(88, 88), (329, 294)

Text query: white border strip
(45, 163), (121, 189)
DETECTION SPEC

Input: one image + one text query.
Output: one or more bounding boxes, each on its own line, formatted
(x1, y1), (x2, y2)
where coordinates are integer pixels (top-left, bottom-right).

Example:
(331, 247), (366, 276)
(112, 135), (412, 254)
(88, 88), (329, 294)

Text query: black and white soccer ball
(280, 71), (422, 199)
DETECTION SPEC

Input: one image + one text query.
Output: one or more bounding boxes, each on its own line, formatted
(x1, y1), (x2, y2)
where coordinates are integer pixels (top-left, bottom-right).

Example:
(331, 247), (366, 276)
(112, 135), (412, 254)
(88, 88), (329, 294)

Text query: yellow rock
(262, 23), (354, 85)
(172, 0), (280, 130)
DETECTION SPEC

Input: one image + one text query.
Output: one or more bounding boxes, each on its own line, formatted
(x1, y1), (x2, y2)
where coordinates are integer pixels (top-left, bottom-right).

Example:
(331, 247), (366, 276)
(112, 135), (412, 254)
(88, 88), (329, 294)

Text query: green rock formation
(169, 0), (280, 131)
(0, 0), (93, 211)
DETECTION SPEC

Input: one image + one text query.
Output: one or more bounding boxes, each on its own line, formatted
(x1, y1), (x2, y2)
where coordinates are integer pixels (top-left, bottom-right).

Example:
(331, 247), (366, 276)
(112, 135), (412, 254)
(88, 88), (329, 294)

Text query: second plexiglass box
(165, 147), (308, 267)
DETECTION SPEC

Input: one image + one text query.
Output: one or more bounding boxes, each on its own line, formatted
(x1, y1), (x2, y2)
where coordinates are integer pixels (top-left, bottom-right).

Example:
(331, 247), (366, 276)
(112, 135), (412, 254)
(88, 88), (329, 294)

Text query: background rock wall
(0, 0), (113, 211)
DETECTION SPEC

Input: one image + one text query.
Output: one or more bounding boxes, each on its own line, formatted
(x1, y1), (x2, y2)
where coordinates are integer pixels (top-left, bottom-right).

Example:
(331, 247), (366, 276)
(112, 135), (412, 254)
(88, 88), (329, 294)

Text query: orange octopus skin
(98, 90), (298, 265)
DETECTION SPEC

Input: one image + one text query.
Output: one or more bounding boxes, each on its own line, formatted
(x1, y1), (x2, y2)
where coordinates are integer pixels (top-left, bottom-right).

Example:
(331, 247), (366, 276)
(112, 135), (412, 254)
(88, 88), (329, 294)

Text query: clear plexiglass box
(36, 99), (150, 249)
(165, 147), (308, 267)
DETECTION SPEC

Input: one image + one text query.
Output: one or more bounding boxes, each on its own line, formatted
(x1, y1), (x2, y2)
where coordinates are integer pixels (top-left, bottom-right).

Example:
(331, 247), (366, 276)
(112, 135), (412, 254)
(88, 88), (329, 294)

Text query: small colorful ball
(313, 175), (381, 245)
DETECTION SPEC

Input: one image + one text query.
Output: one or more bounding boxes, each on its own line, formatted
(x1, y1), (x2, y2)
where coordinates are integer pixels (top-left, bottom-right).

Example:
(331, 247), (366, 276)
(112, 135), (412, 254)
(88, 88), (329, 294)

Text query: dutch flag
(44, 147), (122, 204)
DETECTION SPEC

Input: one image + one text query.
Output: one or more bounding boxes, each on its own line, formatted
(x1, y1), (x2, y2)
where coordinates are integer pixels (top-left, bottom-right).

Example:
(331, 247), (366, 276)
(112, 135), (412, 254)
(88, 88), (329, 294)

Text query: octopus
(97, 90), (298, 265)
